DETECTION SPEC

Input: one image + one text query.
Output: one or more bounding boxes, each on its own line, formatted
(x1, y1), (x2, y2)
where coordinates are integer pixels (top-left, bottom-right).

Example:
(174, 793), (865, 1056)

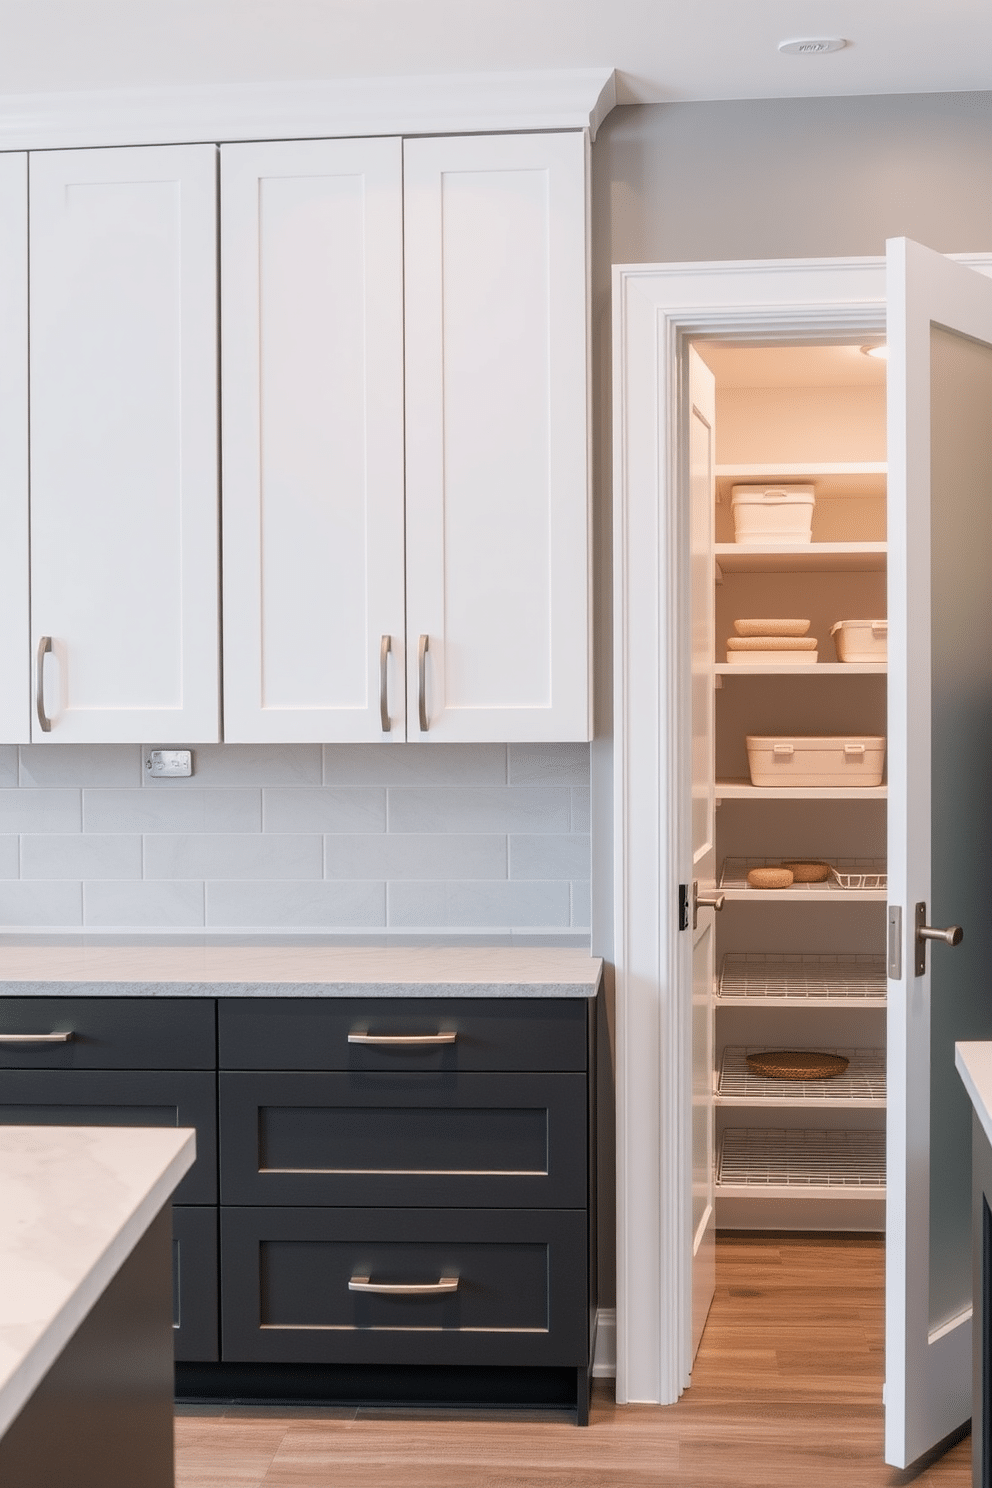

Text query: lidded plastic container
(731, 485), (815, 546)
(746, 735), (886, 788)
(830, 619), (887, 663)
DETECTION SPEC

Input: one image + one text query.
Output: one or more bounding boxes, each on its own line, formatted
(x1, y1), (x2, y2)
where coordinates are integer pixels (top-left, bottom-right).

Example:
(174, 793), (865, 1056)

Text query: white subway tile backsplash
(388, 787), (570, 835)
(0, 788), (81, 833)
(206, 879), (386, 928)
(388, 880), (571, 929)
(324, 834), (506, 881)
(263, 787), (387, 834)
(83, 788), (261, 833)
(21, 834), (142, 881)
(20, 744), (141, 787)
(323, 743), (507, 786)
(0, 881), (83, 926)
(509, 835), (590, 881)
(144, 834), (323, 881)
(0, 742), (590, 938)
(508, 743), (590, 786)
(84, 880), (205, 927)
(143, 743), (322, 787)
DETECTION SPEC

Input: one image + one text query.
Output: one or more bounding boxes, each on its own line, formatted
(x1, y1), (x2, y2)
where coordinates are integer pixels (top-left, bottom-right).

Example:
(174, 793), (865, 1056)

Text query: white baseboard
(591, 1307), (616, 1378)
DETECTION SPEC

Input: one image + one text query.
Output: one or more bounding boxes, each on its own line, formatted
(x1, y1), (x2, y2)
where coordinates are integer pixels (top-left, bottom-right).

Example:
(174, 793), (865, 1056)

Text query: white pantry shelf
(717, 952), (887, 1004)
(717, 1127), (886, 1194)
(716, 1047), (886, 1107)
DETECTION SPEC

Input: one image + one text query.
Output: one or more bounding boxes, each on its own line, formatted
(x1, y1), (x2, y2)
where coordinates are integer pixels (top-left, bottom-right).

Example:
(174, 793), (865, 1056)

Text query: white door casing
(29, 144), (219, 743)
(688, 346), (717, 1361)
(403, 130), (591, 742)
(220, 136), (406, 742)
(612, 256), (888, 1404)
(884, 237), (992, 1468)
(0, 153), (29, 744)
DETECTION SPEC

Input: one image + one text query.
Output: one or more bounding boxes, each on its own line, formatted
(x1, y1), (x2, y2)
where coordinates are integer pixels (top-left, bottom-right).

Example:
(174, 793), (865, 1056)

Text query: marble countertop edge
(956, 1042), (992, 1153)
(0, 978), (601, 998)
(0, 1128), (195, 1441)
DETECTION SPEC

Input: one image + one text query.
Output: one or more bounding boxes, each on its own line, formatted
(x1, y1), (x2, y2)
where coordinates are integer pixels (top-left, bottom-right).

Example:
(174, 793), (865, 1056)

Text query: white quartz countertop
(0, 1124), (195, 1440)
(0, 945), (603, 998)
(956, 1042), (992, 1152)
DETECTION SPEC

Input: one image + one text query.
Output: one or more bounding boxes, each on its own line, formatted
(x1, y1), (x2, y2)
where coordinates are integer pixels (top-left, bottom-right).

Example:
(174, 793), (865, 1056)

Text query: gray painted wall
(588, 89), (992, 1311)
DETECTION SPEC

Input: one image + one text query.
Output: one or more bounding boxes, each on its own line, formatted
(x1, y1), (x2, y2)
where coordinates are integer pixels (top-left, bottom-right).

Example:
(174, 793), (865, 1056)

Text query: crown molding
(0, 68), (617, 151)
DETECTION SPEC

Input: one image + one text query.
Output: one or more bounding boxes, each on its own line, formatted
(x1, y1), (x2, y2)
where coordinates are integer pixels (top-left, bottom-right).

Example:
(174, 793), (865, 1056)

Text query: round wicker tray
(745, 1050), (850, 1080)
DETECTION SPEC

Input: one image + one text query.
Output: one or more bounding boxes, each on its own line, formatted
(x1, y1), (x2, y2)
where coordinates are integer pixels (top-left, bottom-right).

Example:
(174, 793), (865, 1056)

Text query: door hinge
(678, 884), (690, 932)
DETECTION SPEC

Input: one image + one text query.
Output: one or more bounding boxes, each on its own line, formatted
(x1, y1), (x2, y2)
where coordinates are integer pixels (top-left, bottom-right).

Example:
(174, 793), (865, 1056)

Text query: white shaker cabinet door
(220, 137), (406, 742)
(29, 145), (219, 743)
(404, 132), (591, 742)
(0, 154), (29, 744)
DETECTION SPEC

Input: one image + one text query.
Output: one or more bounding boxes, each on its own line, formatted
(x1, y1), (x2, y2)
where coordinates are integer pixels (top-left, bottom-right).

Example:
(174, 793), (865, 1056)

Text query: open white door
(886, 237), (992, 1466)
(687, 346), (718, 1360)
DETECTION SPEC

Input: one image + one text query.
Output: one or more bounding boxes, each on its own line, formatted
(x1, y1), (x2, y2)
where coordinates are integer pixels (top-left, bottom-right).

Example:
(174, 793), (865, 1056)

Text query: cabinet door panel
(404, 132), (590, 742)
(173, 1206), (219, 1361)
(29, 145), (219, 743)
(220, 1207), (588, 1367)
(0, 154), (28, 743)
(221, 138), (406, 742)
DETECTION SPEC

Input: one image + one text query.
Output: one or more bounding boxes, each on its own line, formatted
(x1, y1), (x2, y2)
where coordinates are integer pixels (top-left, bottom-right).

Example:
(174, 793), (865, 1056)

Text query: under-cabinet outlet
(146, 749), (193, 778)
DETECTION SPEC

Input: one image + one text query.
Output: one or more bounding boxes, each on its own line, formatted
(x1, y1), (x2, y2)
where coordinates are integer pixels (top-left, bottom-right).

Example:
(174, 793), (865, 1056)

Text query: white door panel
(0, 154), (28, 743)
(29, 145), (219, 742)
(220, 137), (406, 741)
(403, 131), (590, 742)
(885, 236), (992, 1467)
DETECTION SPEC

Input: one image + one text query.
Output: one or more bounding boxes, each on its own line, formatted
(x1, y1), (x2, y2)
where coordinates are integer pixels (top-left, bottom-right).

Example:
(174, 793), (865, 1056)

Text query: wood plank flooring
(175, 1233), (973, 1487)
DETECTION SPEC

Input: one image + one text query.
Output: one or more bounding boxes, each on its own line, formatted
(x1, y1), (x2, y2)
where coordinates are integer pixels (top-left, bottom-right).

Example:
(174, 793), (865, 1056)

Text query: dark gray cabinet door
(0, 1070), (217, 1204)
(220, 1207), (587, 1368)
(219, 1070), (586, 1209)
(218, 997), (588, 1072)
(0, 997), (215, 1069)
(172, 1206), (219, 1362)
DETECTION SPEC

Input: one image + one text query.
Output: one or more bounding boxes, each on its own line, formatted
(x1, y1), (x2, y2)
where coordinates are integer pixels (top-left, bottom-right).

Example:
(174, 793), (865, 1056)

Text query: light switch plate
(146, 749), (193, 778)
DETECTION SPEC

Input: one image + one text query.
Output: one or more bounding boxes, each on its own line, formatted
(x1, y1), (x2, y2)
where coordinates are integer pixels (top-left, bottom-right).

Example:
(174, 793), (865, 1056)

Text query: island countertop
(0, 944), (603, 998)
(0, 1124), (195, 1441)
(955, 1041), (992, 1152)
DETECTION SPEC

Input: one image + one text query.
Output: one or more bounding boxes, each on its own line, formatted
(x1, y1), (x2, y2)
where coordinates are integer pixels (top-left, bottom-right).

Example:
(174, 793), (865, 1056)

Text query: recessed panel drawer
(220, 1207), (587, 1368)
(219, 1070), (586, 1208)
(0, 1069), (217, 1204)
(0, 997), (215, 1069)
(218, 997), (588, 1073)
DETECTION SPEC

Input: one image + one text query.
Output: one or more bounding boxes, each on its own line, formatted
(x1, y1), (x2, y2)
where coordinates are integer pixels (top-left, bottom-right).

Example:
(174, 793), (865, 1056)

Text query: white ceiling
(0, 0), (989, 106)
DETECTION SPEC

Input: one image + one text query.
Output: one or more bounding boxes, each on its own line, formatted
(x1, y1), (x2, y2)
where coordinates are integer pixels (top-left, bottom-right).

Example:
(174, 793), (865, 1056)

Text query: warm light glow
(860, 344), (888, 359)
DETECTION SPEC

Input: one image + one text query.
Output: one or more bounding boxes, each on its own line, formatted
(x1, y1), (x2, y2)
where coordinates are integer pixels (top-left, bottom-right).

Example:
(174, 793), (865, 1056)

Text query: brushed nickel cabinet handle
(36, 636), (53, 733)
(915, 900), (964, 975)
(0, 1031), (74, 1044)
(418, 633), (429, 732)
(347, 1030), (457, 1046)
(349, 1273), (458, 1296)
(379, 634), (391, 733)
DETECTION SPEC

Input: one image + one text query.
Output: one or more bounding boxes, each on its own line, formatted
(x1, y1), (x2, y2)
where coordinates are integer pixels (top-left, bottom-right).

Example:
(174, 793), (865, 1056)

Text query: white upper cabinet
(29, 145), (220, 743)
(0, 154), (29, 744)
(404, 132), (591, 741)
(220, 137), (407, 742)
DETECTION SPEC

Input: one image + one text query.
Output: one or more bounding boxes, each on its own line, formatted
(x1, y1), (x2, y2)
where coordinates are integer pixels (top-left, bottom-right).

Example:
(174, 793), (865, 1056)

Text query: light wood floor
(175, 1233), (973, 1487)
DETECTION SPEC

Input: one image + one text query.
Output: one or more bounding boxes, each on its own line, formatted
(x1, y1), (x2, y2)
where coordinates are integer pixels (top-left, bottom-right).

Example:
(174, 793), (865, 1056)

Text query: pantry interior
(691, 338), (888, 1239)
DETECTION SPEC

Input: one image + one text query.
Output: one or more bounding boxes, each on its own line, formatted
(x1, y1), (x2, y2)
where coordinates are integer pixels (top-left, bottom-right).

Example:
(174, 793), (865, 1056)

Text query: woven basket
(745, 1050), (850, 1080)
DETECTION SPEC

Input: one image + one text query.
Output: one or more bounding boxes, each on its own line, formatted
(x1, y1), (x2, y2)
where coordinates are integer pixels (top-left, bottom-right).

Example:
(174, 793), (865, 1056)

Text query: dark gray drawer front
(219, 1071), (586, 1209)
(0, 1070), (217, 1204)
(220, 1207), (587, 1368)
(173, 1207), (219, 1362)
(218, 998), (588, 1073)
(0, 998), (215, 1069)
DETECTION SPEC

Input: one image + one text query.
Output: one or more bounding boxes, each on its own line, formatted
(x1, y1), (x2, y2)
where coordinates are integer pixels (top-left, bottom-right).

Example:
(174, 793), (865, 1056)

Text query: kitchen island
(0, 1124), (195, 1488)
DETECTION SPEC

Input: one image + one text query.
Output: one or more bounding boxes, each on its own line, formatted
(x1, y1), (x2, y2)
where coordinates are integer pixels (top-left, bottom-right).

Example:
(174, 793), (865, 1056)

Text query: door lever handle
(915, 901), (964, 976)
(692, 880), (725, 930)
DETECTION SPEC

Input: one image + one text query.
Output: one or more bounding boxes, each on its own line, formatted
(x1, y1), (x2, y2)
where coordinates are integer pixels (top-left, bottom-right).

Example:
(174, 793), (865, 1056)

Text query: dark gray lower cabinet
(172, 1207), (219, 1362)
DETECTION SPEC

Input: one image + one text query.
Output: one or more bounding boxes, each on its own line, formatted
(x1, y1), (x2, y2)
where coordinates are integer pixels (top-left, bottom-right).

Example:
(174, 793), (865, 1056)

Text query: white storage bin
(746, 735), (886, 788)
(731, 485), (815, 546)
(831, 619), (887, 663)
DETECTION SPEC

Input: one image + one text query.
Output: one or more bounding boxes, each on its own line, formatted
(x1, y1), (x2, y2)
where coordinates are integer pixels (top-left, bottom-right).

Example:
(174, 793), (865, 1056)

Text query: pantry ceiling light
(861, 344), (889, 359)
(778, 37), (848, 56)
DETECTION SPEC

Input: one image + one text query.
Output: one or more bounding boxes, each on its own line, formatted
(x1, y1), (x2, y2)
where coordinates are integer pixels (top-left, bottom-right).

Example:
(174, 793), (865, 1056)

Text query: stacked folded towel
(726, 618), (816, 665)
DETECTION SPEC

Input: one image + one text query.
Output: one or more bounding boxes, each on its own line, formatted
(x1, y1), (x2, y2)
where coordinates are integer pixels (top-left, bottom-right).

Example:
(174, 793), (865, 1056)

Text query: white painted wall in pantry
(0, 742), (590, 937)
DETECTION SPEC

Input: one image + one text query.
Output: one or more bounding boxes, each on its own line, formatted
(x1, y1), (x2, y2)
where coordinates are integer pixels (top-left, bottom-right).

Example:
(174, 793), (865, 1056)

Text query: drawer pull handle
(36, 635), (54, 733)
(0, 1031), (74, 1044)
(347, 1031), (457, 1046)
(349, 1273), (459, 1296)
